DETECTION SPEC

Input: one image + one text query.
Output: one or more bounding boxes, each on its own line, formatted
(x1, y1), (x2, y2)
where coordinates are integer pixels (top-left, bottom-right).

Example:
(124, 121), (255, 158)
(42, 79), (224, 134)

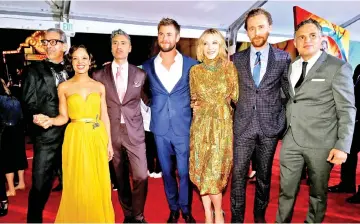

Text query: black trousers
(0, 172), (6, 201)
(340, 124), (360, 188)
(109, 160), (119, 189)
(0, 123), (7, 201)
(27, 139), (63, 223)
(145, 131), (161, 173)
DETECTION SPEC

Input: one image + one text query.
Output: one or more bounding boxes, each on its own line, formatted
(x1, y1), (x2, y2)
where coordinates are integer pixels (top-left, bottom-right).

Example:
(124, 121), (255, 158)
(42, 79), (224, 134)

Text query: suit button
(253, 106), (256, 110)
(293, 100), (297, 103)
(256, 90), (259, 94)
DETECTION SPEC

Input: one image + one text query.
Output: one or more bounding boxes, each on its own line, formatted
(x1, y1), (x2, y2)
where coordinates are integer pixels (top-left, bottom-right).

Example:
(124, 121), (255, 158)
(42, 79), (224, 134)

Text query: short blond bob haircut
(196, 28), (227, 62)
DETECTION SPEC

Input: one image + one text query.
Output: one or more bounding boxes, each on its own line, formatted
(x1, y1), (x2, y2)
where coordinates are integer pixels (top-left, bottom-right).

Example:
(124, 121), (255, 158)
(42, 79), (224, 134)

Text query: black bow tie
(46, 60), (64, 73)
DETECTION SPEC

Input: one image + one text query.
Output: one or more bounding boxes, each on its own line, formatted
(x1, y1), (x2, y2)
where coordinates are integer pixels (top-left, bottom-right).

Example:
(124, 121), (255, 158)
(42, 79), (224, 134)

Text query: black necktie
(295, 61), (308, 88)
(355, 75), (360, 87)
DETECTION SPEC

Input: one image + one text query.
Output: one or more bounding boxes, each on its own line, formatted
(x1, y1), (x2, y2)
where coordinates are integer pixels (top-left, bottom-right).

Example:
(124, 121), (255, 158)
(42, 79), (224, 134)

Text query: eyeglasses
(41, 39), (64, 46)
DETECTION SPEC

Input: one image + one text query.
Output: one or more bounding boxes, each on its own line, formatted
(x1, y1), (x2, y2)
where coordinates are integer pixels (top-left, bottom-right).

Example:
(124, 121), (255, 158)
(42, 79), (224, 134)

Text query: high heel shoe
(6, 190), (16, 197)
(0, 200), (8, 216)
(14, 184), (26, 190)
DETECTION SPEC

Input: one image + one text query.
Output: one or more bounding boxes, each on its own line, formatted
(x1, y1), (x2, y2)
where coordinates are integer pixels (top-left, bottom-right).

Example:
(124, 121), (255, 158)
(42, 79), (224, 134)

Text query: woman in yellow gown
(189, 29), (239, 223)
(34, 45), (115, 223)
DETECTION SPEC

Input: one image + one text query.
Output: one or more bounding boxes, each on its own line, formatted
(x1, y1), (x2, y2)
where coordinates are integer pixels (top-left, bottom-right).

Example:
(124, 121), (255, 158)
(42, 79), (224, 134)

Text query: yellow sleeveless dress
(55, 92), (115, 223)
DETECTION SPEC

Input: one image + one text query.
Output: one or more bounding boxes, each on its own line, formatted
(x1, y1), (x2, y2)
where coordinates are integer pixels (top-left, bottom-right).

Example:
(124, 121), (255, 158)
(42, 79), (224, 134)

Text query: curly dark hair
(64, 45), (96, 73)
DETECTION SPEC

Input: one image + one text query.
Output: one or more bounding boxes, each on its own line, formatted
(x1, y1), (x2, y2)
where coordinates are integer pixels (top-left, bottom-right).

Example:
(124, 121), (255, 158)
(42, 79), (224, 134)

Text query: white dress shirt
(112, 61), (129, 123)
(140, 100), (151, 132)
(154, 50), (183, 93)
(290, 50), (322, 93)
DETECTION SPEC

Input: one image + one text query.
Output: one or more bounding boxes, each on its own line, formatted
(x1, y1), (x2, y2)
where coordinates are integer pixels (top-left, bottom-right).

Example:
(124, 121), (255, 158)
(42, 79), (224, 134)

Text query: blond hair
(196, 28), (227, 62)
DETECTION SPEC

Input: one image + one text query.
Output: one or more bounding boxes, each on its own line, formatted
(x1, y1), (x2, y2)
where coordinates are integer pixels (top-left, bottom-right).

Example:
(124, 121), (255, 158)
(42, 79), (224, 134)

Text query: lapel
(104, 64), (121, 105)
(150, 57), (169, 94)
(288, 60), (295, 98)
(289, 56), (301, 97)
(41, 61), (57, 98)
(258, 46), (275, 87)
(122, 64), (136, 104)
(302, 51), (327, 83)
(243, 48), (253, 83)
(170, 55), (186, 94)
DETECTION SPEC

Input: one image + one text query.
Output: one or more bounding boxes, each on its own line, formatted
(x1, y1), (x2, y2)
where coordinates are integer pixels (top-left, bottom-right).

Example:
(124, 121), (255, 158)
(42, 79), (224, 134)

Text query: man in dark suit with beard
(231, 8), (291, 223)
(23, 28), (68, 223)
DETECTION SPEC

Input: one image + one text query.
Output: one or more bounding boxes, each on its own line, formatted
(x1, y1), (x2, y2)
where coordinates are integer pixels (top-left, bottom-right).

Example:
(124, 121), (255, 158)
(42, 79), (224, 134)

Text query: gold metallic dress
(189, 57), (239, 195)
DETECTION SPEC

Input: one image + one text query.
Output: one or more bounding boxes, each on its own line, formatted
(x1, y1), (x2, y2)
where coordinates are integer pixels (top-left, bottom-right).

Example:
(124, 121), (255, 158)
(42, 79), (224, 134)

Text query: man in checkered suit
(231, 8), (291, 223)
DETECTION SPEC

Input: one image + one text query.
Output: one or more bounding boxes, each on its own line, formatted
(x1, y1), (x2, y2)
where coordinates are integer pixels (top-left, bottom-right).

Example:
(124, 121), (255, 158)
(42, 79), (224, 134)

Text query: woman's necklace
(202, 61), (221, 72)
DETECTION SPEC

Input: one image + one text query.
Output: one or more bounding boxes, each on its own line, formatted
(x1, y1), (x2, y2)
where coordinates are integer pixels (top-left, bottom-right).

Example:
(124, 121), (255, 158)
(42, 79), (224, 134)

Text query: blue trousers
(154, 128), (191, 214)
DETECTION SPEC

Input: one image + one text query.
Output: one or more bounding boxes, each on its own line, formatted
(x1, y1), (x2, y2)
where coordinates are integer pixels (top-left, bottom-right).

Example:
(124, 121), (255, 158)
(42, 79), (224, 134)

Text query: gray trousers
(276, 128), (333, 223)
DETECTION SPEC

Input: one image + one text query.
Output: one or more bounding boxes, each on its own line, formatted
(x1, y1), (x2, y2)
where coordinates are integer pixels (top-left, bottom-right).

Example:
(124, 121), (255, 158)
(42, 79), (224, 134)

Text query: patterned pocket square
(311, 79), (325, 81)
(133, 80), (142, 87)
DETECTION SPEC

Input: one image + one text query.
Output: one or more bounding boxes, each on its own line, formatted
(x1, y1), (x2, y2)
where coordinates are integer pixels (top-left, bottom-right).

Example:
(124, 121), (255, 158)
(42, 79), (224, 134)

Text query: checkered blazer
(233, 45), (291, 137)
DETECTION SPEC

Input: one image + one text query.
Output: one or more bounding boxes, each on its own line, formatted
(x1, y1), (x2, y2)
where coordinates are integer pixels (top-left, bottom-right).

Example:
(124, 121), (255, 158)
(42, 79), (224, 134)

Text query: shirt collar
(250, 43), (270, 57)
(155, 50), (181, 64)
(299, 50), (322, 65)
(112, 60), (128, 69)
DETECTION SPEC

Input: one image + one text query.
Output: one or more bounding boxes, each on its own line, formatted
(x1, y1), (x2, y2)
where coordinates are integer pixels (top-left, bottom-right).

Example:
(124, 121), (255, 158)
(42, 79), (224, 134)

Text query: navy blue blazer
(233, 45), (291, 137)
(142, 55), (198, 136)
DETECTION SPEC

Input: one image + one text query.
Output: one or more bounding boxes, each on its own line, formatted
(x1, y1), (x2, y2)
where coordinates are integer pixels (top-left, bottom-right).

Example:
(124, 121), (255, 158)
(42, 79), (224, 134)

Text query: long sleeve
(281, 53), (291, 104)
(332, 63), (356, 153)
(229, 63), (239, 103)
(22, 66), (39, 117)
(189, 67), (196, 99)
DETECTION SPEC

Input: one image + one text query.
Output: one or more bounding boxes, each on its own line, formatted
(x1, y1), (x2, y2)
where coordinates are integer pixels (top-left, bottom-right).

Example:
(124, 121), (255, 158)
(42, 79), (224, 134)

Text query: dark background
(0, 28), (155, 81)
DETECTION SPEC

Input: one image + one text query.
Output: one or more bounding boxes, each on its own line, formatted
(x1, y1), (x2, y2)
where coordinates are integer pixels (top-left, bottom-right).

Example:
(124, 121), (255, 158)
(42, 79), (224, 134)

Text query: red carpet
(1, 142), (360, 223)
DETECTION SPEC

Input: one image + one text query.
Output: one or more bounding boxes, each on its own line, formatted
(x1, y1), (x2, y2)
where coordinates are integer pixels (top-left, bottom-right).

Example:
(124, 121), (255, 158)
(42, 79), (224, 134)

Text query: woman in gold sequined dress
(189, 29), (239, 223)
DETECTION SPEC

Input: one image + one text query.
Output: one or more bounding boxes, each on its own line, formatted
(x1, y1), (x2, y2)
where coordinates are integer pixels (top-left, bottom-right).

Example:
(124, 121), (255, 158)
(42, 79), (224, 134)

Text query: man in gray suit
(276, 19), (356, 223)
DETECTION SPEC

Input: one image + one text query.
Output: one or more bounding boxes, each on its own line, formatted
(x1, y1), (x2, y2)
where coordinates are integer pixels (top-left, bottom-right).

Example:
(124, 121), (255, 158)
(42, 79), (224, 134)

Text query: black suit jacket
(353, 64), (360, 123)
(22, 60), (66, 143)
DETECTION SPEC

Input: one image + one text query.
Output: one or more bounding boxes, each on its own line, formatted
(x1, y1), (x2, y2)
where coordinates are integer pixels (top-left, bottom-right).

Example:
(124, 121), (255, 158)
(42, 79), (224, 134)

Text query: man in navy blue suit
(142, 18), (197, 223)
(231, 8), (291, 223)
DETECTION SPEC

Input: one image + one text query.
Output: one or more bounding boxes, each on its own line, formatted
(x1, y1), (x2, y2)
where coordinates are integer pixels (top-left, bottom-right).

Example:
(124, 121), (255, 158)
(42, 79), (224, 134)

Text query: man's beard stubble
(251, 32), (270, 48)
(158, 42), (176, 53)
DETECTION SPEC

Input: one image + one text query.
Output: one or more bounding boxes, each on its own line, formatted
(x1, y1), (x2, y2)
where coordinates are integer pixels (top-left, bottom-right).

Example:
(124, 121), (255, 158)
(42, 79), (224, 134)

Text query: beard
(158, 42), (176, 53)
(250, 32), (269, 48)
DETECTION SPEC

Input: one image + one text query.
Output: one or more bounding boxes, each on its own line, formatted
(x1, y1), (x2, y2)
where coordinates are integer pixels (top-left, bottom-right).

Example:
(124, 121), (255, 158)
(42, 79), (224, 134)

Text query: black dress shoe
(182, 213), (196, 223)
(328, 184), (356, 193)
(167, 210), (180, 223)
(123, 216), (134, 223)
(254, 216), (266, 223)
(346, 187), (360, 204)
(133, 218), (147, 223)
(52, 183), (63, 192)
(0, 200), (8, 217)
(254, 210), (266, 223)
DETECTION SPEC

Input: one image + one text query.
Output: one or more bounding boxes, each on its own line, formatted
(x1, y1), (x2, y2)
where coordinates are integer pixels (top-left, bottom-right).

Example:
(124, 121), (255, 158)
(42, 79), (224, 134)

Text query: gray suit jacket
(286, 51), (356, 153)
